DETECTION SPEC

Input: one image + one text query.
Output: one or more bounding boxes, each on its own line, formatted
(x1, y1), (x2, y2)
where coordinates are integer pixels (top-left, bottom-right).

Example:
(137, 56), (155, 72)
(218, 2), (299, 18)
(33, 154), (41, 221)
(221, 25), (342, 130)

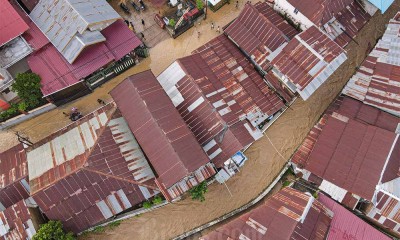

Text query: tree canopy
(11, 73), (43, 108)
(32, 220), (75, 240)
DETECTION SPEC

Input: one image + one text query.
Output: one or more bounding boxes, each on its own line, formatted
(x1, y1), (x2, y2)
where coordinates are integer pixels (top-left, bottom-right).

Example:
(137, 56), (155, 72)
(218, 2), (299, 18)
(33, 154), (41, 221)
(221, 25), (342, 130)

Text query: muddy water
(79, 3), (400, 240)
(0, 1), (398, 239)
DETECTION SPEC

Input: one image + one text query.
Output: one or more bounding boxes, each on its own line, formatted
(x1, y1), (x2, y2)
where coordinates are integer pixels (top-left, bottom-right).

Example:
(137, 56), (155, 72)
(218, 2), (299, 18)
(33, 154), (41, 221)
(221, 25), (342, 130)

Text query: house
(200, 187), (390, 240)
(224, 3), (347, 100)
(155, 33), (291, 171)
(110, 71), (216, 201)
(271, 26), (347, 100)
(291, 95), (400, 236)
(343, 12), (400, 117)
(224, 2), (298, 73)
(0, 144), (42, 239)
(26, 103), (159, 233)
(0, 0), (32, 107)
(274, 0), (371, 47)
(0, 199), (42, 240)
(0, 0), (143, 107)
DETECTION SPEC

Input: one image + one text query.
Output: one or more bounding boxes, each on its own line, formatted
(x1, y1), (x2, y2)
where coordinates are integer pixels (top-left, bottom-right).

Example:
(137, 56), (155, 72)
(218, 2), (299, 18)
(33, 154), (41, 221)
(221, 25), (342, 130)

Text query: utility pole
(15, 132), (33, 146)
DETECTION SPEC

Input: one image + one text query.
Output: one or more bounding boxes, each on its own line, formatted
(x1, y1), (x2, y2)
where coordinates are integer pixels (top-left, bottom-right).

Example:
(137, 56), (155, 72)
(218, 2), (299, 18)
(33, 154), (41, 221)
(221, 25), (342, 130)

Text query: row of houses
(289, 11), (400, 237)
(0, 0), (144, 109)
(201, 187), (392, 240)
(0, 0), (397, 239)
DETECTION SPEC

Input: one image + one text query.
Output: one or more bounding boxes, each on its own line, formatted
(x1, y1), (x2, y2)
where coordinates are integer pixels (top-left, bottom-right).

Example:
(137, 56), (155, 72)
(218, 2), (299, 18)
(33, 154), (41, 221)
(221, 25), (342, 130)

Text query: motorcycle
(119, 3), (130, 14)
(131, 1), (141, 12)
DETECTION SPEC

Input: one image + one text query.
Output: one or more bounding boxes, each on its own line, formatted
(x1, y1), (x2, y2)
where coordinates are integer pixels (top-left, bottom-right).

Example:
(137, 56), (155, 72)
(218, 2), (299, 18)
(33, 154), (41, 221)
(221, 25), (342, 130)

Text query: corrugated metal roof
(343, 13), (400, 117)
(319, 194), (391, 240)
(110, 70), (211, 189)
(0, 36), (32, 69)
(28, 19), (140, 97)
(0, 0), (29, 47)
(200, 187), (332, 240)
(29, 0), (120, 63)
(0, 200), (37, 240)
(324, 1), (371, 48)
(287, 0), (353, 26)
(0, 144), (27, 190)
(292, 96), (400, 201)
(102, 20), (142, 61)
(272, 26), (347, 100)
(153, 35), (275, 167)
(224, 3), (296, 70)
(28, 104), (158, 233)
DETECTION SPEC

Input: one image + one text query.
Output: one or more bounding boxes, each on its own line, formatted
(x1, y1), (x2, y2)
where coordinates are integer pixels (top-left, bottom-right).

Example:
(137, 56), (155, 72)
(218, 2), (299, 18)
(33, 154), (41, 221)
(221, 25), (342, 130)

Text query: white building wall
(274, 0), (314, 30)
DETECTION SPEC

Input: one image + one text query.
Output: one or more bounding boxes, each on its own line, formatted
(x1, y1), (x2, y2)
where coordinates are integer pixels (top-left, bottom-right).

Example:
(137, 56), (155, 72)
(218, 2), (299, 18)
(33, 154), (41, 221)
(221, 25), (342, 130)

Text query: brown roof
(342, 13), (400, 116)
(292, 96), (400, 200)
(224, 3), (296, 70)
(200, 187), (332, 240)
(0, 144), (30, 209)
(272, 26), (346, 99)
(0, 200), (36, 240)
(327, 1), (370, 47)
(0, 144), (27, 189)
(287, 0), (353, 26)
(110, 70), (210, 188)
(29, 105), (159, 233)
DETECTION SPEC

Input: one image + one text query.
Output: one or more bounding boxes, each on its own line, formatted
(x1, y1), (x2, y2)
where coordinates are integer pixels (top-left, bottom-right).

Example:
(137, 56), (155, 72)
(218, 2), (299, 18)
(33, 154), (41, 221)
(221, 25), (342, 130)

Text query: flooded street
(1, 1), (400, 239)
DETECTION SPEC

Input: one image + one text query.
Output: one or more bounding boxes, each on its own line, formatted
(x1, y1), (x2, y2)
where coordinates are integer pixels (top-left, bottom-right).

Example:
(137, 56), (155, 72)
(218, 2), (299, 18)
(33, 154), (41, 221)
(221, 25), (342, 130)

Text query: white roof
(30, 0), (121, 63)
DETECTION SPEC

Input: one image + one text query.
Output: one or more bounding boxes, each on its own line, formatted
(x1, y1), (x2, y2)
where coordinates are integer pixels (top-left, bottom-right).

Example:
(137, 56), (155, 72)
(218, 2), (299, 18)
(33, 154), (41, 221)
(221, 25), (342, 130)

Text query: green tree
(11, 73), (43, 108)
(152, 196), (163, 205)
(169, 19), (176, 27)
(32, 220), (75, 240)
(189, 181), (208, 202)
(143, 201), (153, 209)
(196, 0), (204, 10)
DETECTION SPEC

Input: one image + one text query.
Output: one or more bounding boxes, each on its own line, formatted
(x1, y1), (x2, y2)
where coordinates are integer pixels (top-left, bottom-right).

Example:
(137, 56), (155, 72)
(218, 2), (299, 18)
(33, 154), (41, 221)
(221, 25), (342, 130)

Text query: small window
(294, 8), (299, 14)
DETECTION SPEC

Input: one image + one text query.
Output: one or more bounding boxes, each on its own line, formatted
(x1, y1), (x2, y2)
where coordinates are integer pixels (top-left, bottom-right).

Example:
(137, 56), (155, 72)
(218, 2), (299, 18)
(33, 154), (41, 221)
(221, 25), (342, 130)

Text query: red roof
(292, 96), (400, 201)
(287, 0), (353, 26)
(102, 20), (142, 60)
(28, 20), (141, 97)
(0, 0), (29, 46)
(224, 3), (296, 70)
(319, 194), (391, 240)
(9, 0), (49, 50)
(0, 144), (30, 209)
(0, 200), (35, 240)
(201, 187), (332, 240)
(110, 71), (210, 188)
(272, 26), (345, 93)
(27, 45), (82, 97)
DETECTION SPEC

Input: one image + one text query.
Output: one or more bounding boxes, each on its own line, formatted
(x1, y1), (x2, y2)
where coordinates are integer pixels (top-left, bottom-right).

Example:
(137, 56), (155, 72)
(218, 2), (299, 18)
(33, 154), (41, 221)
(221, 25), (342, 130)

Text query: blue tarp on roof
(368, 0), (394, 13)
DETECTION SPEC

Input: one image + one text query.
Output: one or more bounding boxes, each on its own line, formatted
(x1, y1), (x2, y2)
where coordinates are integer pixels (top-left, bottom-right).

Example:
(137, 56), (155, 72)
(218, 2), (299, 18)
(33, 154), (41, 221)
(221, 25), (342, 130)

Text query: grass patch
(108, 220), (122, 229)
(92, 225), (106, 233)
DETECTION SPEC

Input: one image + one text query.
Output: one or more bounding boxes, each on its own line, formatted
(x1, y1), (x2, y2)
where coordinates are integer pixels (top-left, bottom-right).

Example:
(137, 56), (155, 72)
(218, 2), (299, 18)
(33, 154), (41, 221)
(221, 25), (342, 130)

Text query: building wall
(274, 0), (314, 30)
(361, 0), (379, 15)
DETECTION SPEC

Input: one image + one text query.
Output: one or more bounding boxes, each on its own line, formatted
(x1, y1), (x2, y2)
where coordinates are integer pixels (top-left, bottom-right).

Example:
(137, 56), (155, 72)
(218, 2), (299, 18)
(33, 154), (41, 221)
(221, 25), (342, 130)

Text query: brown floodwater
(1, 1), (399, 240)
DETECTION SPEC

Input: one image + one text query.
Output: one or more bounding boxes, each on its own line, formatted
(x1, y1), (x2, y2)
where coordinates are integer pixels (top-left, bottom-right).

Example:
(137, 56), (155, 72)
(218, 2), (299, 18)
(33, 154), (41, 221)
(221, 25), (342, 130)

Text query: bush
(32, 220), (74, 240)
(169, 19), (176, 27)
(152, 196), (163, 205)
(11, 73), (43, 108)
(143, 201), (153, 209)
(0, 103), (20, 122)
(189, 181), (208, 202)
(196, 0), (204, 10)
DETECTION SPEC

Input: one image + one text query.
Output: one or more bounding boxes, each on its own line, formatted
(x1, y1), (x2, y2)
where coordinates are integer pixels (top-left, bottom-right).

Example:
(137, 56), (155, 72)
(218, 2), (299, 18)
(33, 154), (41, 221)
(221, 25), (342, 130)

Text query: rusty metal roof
(326, 1), (371, 47)
(153, 35), (278, 167)
(28, 104), (159, 233)
(343, 14), (400, 117)
(110, 70), (211, 189)
(287, 0), (353, 27)
(224, 3), (296, 70)
(319, 194), (391, 240)
(292, 96), (400, 201)
(272, 26), (347, 100)
(0, 144), (27, 190)
(0, 200), (37, 240)
(200, 187), (332, 240)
